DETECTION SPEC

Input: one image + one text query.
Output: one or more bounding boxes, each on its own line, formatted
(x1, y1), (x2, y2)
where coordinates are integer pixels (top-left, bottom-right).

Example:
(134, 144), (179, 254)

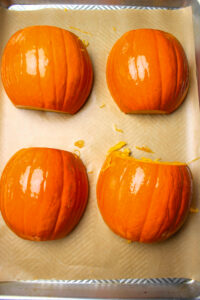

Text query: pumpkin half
(106, 29), (189, 114)
(0, 148), (88, 241)
(97, 152), (193, 243)
(1, 25), (93, 114)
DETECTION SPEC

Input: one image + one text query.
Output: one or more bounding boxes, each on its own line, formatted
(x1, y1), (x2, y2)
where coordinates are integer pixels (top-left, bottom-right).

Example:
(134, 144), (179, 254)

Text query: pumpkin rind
(1, 26), (93, 114)
(0, 148), (88, 241)
(96, 152), (193, 243)
(106, 29), (189, 114)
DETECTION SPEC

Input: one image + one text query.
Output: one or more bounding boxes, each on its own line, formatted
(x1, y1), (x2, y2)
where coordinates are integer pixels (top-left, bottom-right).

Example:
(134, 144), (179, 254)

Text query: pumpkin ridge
(139, 164), (159, 242)
(0, 181), (10, 232)
(167, 167), (182, 236)
(28, 149), (44, 239)
(116, 37), (130, 112)
(165, 191), (170, 238)
(7, 39), (18, 104)
(70, 37), (92, 114)
(156, 166), (183, 240)
(8, 40), (17, 103)
(34, 148), (48, 240)
(61, 30), (68, 111)
(5, 149), (30, 236)
(160, 166), (184, 239)
(69, 37), (84, 113)
(60, 29), (67, 110)
(106, 45), (123, 111)
(118, 162), (130, 237)
(0, 150), (24, 231)
(77, 155), (88, 226)
(153, 31), (163, 111)
(171, 38), (178, 105)
(153, 167), (174, 240)
(172, 41), (185, 112)
(171, 166), (188, 232)
(7, 38), (17, 104)
(35, 35), (45, 109)
(50, 150), (64, 239)
(98, 157), (115, 225)
(169, 166), (184, 236)
(85, 49), (93, 109)
(50, 27), (58, 110)
(78, 45), (92, 111)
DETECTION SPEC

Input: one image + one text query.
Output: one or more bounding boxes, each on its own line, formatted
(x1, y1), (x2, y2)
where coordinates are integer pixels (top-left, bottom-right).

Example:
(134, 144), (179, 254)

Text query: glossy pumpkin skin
(1, 26), (93, 114)
(0, 148), (88, 241)
(97, 152), (193, 243)
(106, 29), (189, 114)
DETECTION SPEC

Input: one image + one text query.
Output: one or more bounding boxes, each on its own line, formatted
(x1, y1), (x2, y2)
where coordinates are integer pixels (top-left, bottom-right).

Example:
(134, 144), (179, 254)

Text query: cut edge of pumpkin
(110, 151), (187, 166)
(124, 109), (168, 114)
(16, 105), (73, 114)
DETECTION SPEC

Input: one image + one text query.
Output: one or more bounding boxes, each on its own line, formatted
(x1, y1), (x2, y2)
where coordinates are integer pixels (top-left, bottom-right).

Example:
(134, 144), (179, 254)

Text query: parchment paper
(0, 6), (200, 281)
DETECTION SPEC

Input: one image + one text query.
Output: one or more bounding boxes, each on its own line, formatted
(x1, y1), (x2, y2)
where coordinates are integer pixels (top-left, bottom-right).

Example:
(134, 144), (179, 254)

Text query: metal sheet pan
(0, 0), (200, 298)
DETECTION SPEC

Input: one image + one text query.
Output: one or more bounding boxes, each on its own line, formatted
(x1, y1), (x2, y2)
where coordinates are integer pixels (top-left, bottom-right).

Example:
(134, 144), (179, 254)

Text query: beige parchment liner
(0, 6), (200, 281)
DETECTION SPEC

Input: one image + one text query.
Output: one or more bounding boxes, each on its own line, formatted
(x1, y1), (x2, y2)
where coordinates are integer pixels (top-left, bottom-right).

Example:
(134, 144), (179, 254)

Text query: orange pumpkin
(96, 152), (192, 243)
(0, 148), (88, 241)
(106, 29), (189, 114)
(1, 26), (93, 114)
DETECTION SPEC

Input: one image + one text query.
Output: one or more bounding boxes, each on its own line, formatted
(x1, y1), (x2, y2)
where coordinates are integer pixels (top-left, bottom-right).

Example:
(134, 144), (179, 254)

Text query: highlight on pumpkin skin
(106, 28), (189, 114)
(1, 25), (93, 114)
(0, 147), (89, 241)
(96, 150), (193, 243)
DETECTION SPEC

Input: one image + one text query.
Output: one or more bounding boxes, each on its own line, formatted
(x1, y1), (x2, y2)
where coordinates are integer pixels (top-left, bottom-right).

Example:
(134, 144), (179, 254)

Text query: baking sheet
(0, 6), (200, 281)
